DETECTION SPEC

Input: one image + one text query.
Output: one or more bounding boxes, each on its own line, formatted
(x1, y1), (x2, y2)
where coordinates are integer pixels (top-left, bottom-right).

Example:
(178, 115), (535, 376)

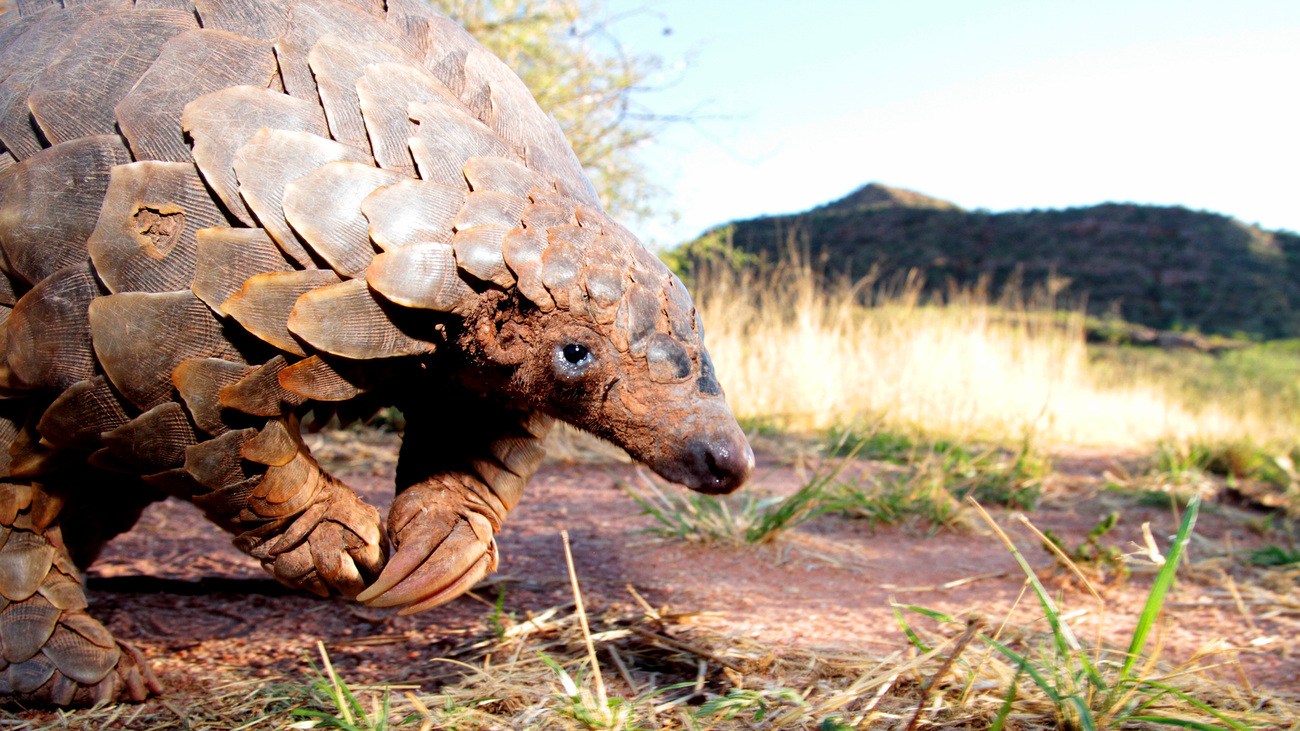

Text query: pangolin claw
(356, 484), (497, 613)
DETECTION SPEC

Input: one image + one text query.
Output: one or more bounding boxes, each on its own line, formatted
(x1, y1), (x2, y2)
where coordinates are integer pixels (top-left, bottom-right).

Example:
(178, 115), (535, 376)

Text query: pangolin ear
(475, 317), (527, 366)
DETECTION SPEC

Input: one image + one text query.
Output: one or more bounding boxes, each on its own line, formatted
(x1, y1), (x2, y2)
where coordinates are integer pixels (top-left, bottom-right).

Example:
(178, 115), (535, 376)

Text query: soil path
(80, 431), (1298, 698)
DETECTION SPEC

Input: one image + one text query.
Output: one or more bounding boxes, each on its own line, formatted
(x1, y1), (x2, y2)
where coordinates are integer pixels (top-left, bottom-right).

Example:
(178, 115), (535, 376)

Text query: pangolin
(0, 0), (752, 705)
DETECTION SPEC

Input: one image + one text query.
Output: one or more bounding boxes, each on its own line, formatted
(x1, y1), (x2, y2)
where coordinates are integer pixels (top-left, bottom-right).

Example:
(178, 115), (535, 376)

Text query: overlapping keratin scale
(451, 225), (515, 289)
(99, 402), (198, 472)
(582, 246), (626, 324)
(502, 238), (553, 314)
(184, 428), (258, 492)
(0, 1), (124, 160)
(476, 196), (700, 359)
(538, 231), (586, 310)
(43, 623), (117, 686)
(0, 9), (37, 47)
(460, 48), (542, 143)
(0, 263), (102, 395)
(417, 8), (482, 96)
(192, 227), (295, 316)
(356, 62), (461, 175)
(28, 9), (197, 146)
(526, 120), (603, 209)
(282, 163), (405, 277)
(459, 45), (597, 206)
(0, 491), (128, 703)
(193, 0), (292, 42)
(115, 29), (278, 163)
(223, 269), (343, 357)
(0, 136), (131, 286)
(191, 476), (259, 524)
(408, 100), (517, 189)
(183, 86), (329, 226)
(308, 35), (420, 154)
(171, 358), (256, 436)
(140, 466), (207, 504)
(88, 290), (246, 411)
(241, 417), (298, 467)
(0, 530), (53, 602)
(469, 458), (524, 514)
(428, 38), (599, 206)
(361, 179), (465, 251)
(0, 593), (59, 663)
(246, 451), (322, 518)
(365, 243), (475, 315)
(278, 356), (371, 402)
(218, 355), (306, 417)
(0, 0), (722, 656)
(275, 0), (415, 105)
(487, 430), (547, 488)
(36, 569), (87, 612)
(287, 279), (441, 359)
(86, 161), (227, 294)
(384, 0), (437, 55)
(462, 156), (552, 200)
(233, 129), (371, 267)
(453, 191), (527, 231)
(5, 417), (59, 480)
(36, 377), (131, 451)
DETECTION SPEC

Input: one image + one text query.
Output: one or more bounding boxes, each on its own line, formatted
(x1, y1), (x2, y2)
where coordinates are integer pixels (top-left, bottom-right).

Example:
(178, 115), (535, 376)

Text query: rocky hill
(699, 184), (1300, 339)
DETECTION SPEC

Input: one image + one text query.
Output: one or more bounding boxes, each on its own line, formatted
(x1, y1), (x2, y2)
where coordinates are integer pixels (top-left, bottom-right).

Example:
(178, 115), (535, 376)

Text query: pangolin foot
(235, 478), (387, 598)
(355, 480), (498, 615)
(0, 609), (161, 706)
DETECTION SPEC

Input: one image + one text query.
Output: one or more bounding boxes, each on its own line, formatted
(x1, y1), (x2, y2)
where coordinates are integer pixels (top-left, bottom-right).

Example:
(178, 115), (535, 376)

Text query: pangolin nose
(686, 437), (755, 495)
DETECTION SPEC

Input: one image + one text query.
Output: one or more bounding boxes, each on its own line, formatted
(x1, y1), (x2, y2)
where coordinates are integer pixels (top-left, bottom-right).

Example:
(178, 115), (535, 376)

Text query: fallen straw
(561, 529), (610, 722)
(316, 639), (354, 727)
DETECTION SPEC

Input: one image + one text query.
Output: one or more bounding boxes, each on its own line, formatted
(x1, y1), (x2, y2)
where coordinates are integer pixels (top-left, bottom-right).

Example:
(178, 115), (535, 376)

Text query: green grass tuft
(965, 496), (1215, 730)
(1248, 545), (1300, 566)
(1041, 511), (1129, 581)
(622, 459), (846, 545)
(295, 642), (403, 731)
(628, 431), (1056, 544)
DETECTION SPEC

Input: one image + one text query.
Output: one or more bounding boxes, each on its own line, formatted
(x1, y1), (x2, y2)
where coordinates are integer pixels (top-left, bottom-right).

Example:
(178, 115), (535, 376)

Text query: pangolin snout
(681, 434), (754, 495)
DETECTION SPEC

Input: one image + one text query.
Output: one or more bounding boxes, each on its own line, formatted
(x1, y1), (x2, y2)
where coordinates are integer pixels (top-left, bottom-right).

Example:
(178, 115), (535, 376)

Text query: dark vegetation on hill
(676, 184), (1300, 340)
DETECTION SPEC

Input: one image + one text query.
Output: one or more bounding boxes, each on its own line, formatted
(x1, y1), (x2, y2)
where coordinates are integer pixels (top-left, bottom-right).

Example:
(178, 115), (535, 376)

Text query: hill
(690, 184), (1300, 339)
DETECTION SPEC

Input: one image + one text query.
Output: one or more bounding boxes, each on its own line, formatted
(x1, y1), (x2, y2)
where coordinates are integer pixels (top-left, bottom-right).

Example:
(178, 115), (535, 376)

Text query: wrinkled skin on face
(462, 295), (754, 495)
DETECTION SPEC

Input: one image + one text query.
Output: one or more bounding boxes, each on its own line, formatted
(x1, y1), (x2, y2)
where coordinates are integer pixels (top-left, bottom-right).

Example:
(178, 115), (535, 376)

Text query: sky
(600, 0), (1300, 247)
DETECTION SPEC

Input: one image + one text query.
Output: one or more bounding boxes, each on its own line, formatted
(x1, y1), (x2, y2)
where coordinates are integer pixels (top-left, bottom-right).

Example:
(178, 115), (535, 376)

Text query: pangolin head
(454, 194), (753, 495)
(355, 155), (752, 494)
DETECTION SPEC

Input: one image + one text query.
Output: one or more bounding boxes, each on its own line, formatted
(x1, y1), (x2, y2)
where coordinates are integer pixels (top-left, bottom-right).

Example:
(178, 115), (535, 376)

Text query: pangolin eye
(562, 344), (590, 365)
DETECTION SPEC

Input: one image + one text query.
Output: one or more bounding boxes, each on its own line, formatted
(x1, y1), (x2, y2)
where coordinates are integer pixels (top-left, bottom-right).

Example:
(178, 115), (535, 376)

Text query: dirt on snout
(78, 429), (1299, 701)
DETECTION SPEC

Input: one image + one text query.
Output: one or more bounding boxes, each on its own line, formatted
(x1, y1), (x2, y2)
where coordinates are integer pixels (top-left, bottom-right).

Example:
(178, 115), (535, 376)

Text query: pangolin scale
(0, 0), (752, 705)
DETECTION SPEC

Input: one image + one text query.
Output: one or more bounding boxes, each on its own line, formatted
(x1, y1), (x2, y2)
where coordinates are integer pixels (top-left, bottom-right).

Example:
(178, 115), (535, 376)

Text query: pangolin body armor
(0, 0), (753, 705)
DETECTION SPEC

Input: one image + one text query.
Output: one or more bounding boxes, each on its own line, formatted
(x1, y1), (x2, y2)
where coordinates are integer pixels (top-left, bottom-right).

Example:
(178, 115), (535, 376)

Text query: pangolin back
(0, 0), (683, 482)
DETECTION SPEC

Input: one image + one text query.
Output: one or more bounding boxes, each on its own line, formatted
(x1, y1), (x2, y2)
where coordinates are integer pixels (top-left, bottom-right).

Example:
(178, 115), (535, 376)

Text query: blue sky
(601, 1), (1300, 246)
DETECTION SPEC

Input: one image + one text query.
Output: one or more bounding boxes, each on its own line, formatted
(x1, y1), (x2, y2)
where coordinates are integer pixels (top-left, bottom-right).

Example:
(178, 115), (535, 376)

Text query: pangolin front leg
(0, 483), (161, 705)
(189, 414), (387, 598)
(357, 397), (552, 614)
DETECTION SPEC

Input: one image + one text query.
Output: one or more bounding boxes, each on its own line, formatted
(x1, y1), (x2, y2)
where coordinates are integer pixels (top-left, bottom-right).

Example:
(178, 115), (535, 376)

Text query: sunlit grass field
(692, 260), (1300, 453)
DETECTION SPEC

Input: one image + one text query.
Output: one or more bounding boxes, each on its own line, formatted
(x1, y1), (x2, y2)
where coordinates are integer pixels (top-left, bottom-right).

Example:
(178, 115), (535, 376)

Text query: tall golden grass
(693, 261), (1297, 450)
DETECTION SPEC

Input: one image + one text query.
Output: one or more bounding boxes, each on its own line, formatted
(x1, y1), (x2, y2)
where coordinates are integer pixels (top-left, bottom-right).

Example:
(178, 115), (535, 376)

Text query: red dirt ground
(68, 430), (1298, 702)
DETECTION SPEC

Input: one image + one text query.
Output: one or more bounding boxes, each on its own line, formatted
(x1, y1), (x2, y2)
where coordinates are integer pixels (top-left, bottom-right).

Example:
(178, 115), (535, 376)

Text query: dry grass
(8, 500), (1297, 730)
(11, 583), (1292, 729)
(693, 261), (1300, 450)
